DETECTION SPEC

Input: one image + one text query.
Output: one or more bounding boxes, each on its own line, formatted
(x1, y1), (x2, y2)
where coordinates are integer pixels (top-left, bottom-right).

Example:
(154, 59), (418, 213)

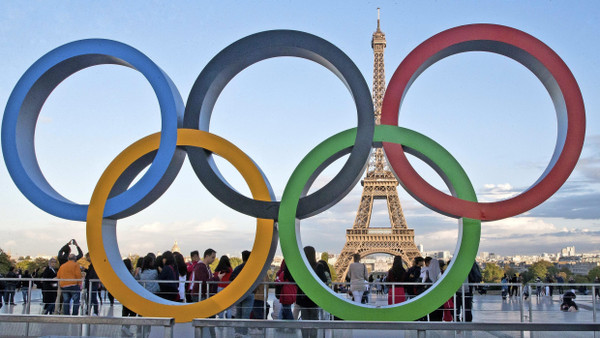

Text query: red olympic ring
(381, 24), (585, 221)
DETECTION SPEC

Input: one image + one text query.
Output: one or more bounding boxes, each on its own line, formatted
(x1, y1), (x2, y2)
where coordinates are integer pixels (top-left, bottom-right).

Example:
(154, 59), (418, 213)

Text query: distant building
(418, 244), (424, 253)
(171, 241), (181, 253)
(561, 246), (575, 257)
(571, 262), (599, 275)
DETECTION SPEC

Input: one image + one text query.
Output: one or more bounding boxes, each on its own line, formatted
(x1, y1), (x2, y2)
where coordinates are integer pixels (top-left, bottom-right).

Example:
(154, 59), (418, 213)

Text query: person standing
(501, 274), (509, 299)
(556, 274), (565, 295)
(510, 274), (518, 297)
(56, 254), (82, 315)
(186, 250), (200, 303)
(173, 252), (188, 302)
(406, 257), (424, 298)
(214, 256), (233, 318)
(456, 261), (481, 322)
(4, 266), (17, 305)
(19, 269), (32, 305)
(157, 252), (179, 301)
(296, 246), (327, 338)
(58, 239), (83, 266)
(192, 249), (223, 338)
(84, 253), (99, 316)
(277, 259), (296, 320)
(348, 253), (367, 304)
(191, 249), (224, 302)
(137, 254), (160, 295)
(230, 251), (253, 337)
(386, 256), (406, 305)
(41, 258), (58, 314)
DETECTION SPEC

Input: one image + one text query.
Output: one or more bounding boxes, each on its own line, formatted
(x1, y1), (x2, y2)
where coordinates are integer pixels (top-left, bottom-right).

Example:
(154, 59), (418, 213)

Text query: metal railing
(1, 277), (598, 323)
(192, 319), (600, 338)
(0, 314), (174, 337)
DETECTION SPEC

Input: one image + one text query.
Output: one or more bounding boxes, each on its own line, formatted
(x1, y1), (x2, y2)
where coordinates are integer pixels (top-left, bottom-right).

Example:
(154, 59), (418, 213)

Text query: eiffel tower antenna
(334, 9), (421, 281)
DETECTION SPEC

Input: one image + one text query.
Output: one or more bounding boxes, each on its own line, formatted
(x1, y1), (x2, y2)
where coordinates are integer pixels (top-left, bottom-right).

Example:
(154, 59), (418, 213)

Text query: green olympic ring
(279, 124), (480, 321)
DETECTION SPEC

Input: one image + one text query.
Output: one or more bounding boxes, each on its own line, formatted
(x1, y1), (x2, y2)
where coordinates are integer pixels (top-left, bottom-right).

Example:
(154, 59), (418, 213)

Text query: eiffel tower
(334, 9), (421, 281)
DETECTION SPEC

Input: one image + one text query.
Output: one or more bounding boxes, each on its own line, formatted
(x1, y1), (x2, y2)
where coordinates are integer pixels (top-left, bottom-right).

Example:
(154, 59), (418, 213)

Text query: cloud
(576, 134), (600, 182)
(0, 217), (256, 259)
(528, 191), (600, 219)
(478, 183), (519, 201)
(411, 216), (600, 255)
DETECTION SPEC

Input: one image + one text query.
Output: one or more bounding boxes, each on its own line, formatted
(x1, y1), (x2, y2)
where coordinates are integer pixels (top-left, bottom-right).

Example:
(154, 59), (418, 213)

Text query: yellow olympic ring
(86, 129), (276, 322)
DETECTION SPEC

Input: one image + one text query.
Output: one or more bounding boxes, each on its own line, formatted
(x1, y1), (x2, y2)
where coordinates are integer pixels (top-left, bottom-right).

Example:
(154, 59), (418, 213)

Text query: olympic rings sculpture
(2, 24), (585, 323)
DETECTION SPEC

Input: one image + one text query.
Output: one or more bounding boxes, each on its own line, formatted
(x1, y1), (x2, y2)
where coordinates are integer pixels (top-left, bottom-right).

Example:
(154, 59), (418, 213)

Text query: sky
(0, 1), (598, 259)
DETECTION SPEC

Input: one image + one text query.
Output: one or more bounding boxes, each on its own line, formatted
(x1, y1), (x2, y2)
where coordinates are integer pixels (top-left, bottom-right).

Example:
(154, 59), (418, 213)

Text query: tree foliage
(528, 260), (556, 280)
(0, 249), (15, 275)
(503, 265), (517, 278)
(483, 263), (504, 283)
(559, 266), (573, 277)
(587, 266), (600, 281)
(16, 257), (48, 274)
(229, 257), (243, 269)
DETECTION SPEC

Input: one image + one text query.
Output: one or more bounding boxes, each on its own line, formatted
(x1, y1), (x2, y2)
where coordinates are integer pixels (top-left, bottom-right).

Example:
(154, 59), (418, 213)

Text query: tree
(482, 263), (504, 283)
(504, 266), (518, 278)
(528, 260), (555, 280)
(128, 254), (141, 269)
(16, 257), (49, 274)
(229, 257), (243, 269)
(588, 266), (600, 281)
(559, 266), (573, 278)
(0, 249), (14, 274)
(521, 270), (534, 284)
(574, 275), (590, 283)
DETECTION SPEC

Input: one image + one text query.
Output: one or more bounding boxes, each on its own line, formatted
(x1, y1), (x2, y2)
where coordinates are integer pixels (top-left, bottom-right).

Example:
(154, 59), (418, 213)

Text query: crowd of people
(342, 254), (481, 322)
(1, 238), (598, 335)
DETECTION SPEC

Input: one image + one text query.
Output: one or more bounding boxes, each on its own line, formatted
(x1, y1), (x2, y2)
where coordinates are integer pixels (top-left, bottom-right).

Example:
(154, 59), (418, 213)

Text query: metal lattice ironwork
(334, 12), (421, 281)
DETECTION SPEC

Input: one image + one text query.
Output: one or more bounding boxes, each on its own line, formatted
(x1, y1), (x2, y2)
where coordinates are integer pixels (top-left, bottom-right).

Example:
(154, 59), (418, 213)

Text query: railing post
(593, 283), (597, 323)
(87, 279), (92, 316)
(263, 281), (267, 319)
(519, 284), (524, 338)
(519, 284), (524, 322)
(453, 293), (457, 322)
(528, 284), (533, 323)
(461, 284), (466, 322)
(26, 279), (32, 314)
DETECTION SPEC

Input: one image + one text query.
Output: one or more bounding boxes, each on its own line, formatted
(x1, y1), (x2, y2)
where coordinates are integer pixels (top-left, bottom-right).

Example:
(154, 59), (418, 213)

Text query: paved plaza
(0, 289), (598, 337)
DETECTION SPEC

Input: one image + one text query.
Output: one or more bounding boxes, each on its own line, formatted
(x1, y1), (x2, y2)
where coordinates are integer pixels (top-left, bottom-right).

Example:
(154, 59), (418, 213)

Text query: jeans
(456, 291), (473, 322)
(252, 299), (268, 319)
(352, 290), (363, 303)
(89, 286), (99, 315)
(62, 285), (81, 315)
(235, 294), (255, 335)
(4, 286), (16, 304)
(280, 303), (294, 319)
(299, 306), (319, 338)
(21, 288), (28, 304)
(44, 303), (55, 315)
(216, 286), (231, 318)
